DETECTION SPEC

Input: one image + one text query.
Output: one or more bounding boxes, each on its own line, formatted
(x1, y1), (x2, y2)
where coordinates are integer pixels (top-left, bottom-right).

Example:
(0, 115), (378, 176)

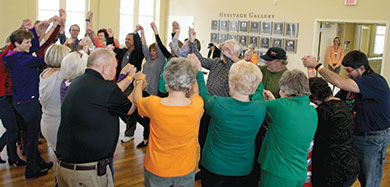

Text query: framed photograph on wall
(249, 36), (259, 48)
(260, 37), (271, 49)
(220, 20), (228, 32)
(250, 21), (260, 34)
(239, 21), (249, 33)
(261, 21), (272, 35)
(219, 33), (227, 43)
(273, 22), (284, 36)
(228, 34), (237, 40)
(229, 20), (238, 32)
(285, 39), (297, 53)
(286, 23), (299, 37)
(210, 33), (219, 43)
(238, 35), (248, 46)
(272, 38), (283, 48)
(211, 20), (219, 31)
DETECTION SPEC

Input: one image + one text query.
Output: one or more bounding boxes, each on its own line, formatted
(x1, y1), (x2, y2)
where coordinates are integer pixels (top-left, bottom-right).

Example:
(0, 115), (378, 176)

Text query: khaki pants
(56, 161), (113, 187)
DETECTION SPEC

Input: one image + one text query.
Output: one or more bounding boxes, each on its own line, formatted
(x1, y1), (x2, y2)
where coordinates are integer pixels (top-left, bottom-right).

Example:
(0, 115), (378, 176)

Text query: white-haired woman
(192, 57), (266, 187)
(258, 70), (318, 187)
(60, 51), (88, 102)
(39, 44), (70, 151)
(133, 57), (204, 187)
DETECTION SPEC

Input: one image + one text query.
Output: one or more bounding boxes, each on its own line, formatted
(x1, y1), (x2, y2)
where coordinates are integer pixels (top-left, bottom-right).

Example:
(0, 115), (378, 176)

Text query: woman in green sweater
(259, 69), (317, 187)
(191, 55), (266, 187)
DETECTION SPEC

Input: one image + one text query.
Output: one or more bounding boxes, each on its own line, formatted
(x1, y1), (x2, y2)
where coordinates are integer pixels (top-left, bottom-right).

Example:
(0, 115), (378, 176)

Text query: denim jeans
(13, 100), (44, 176)
(353, 129), (390, 187)
(144, 168), (195, 187)
(0, 96), (20, 162)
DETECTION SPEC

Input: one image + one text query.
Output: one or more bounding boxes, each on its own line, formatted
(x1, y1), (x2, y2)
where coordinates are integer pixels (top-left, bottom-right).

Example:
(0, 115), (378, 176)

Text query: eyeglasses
(71, 29), (80, 32)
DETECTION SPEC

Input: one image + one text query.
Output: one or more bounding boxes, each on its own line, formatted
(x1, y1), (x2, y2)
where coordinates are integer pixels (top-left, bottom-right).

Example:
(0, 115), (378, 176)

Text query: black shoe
(195, 170), (203, 180)
(9, 159), (27, 167)
(137, 141), (149, 148)
(25, 169), (49, 179)
(0, 157), (6, 164)
(40, 161), (53, 170)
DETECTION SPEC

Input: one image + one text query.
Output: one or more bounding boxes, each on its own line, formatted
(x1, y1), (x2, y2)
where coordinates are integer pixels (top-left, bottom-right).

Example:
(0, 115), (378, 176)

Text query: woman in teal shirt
(191, 56), (266, 187)
(258, 69), (317, 187)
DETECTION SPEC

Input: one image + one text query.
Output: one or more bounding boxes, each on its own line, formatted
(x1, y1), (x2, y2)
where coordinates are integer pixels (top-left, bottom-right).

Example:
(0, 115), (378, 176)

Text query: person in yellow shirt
(249, 44), (258, 65)
(133, 57), (204, 187)
(327, 37), (344, 74)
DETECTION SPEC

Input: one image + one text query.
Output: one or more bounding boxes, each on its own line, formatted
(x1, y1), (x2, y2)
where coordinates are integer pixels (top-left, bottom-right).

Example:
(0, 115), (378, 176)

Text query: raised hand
(86, 10), (93, 21)
(188, 54), (202, 72)
(51, 15), (60, 25)
(135, 24), (144, 32)
(21, 18), (33, 29)
(172, 21), (180, 32)
(301, 55), (319, 68)
(107, 28), (114, 37)
(36, 20), (50, 36)
(59, 9), (66, 19)
(150, 22), (158, 34)
(188, 27), (196, 42)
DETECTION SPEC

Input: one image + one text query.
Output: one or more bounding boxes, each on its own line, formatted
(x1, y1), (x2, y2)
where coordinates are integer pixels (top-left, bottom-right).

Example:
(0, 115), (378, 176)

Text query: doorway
(313, 20), (388, 75)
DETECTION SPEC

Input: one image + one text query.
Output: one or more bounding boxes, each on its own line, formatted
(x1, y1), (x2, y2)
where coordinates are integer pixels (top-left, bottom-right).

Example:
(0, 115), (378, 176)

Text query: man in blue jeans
(303, 51), (390, 187)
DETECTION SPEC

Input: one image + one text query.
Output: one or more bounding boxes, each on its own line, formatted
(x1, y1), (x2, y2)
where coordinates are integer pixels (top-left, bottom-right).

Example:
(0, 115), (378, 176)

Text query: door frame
(312, 19), (389, 75)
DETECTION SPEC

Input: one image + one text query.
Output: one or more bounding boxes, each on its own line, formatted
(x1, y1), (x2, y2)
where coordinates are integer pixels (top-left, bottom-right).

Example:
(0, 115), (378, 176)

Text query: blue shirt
(336, 73), (390, 133)
(2, 28), (46, 102)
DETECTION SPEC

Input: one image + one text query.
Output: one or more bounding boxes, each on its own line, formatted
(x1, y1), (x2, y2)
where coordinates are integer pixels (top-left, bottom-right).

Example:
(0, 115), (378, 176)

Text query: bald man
(56, 49), (137, 186)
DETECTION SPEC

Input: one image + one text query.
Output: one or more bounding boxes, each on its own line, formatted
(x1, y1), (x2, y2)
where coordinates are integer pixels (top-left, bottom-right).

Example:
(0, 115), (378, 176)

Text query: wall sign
(345, 0), (357, 6)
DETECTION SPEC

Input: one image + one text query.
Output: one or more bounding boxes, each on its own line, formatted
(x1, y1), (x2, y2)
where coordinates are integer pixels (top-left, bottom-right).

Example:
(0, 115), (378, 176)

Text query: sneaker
(136, 140), (148, 148)
(121, 136), (134, 143)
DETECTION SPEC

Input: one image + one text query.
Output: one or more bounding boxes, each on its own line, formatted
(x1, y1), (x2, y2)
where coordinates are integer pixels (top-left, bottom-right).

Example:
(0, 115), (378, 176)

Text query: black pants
(201, 168), (252, 187)
(197, 113), (211, 170)
(13, 100), (45, 176)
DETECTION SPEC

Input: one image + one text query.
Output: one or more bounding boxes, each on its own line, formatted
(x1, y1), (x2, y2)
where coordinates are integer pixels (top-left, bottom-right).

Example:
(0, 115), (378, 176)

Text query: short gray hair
(61, 51), (88, 80)
(44, 44), (71, 68)
(279, 69), (310, 97)
(163, 57), (197, 92)
(229, 60), (262, 95)
(245, 50), (253, 58)
(225, 39), (241, 54)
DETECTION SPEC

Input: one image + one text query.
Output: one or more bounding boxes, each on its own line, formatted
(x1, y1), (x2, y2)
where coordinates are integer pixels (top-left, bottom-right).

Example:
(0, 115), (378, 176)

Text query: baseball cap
(260, 47), (287, 61)
(208, 43), (215, 48)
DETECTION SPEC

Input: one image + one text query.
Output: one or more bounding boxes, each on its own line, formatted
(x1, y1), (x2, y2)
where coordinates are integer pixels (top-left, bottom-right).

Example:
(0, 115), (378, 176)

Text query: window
(66, 0), (86, 39)
(374, 26), (386, 54)
(119, 0), (135, 45)
(38, 0), (59, 21)
(138, 0), (155, 45)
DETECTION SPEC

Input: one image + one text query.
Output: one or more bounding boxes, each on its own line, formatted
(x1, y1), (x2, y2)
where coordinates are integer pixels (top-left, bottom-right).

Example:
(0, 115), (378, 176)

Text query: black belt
(59, 161), (96, 171)
(355, 128), (390, 136)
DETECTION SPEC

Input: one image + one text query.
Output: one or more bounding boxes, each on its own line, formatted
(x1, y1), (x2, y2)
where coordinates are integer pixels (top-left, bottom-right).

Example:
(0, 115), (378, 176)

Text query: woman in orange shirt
(133, 57), (204, 187)
(327, 37), (344, 74)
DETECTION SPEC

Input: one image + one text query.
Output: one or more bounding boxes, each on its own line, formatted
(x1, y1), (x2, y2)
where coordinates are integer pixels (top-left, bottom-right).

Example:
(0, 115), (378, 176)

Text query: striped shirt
(189, 42), (232, 97)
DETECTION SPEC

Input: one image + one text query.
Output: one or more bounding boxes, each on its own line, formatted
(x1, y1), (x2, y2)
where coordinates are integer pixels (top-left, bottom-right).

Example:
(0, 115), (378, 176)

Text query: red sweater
(0, 44), (14, 96)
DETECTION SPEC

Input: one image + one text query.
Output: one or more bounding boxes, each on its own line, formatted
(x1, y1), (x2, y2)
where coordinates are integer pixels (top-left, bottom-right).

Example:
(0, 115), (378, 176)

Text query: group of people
(0, 8), (389, 187)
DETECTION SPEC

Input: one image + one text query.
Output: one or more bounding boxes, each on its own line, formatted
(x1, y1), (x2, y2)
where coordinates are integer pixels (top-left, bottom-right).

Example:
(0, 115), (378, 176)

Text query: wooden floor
(0, 121), (389, 187)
